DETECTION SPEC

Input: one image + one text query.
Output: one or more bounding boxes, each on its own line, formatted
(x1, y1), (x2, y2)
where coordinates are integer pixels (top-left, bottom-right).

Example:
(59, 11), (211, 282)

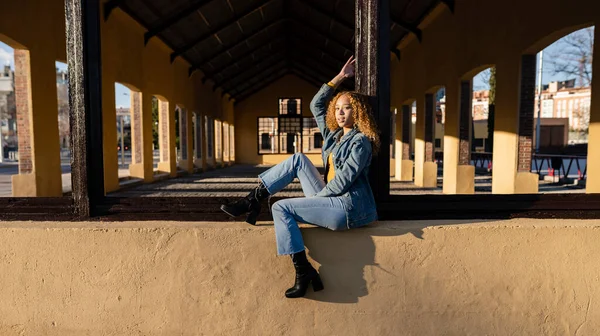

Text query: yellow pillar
(11, 49), (62, 197)
(128, 91), (154, 182)
(101, 76), (119, 193)
(491, 57), (520, 194)
(443, 80), (460, 194)
(414, 97), (426, 186)
(395, 104), (414, 181)
(193, 112), (203, 171)
(157, 98), (176, 176)
(176, 107), (194, 173)
(587, 27), (600, 193)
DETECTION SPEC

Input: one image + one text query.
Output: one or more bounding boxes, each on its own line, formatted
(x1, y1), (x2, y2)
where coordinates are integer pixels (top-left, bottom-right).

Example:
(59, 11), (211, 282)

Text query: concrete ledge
(2, 219), (600, 335)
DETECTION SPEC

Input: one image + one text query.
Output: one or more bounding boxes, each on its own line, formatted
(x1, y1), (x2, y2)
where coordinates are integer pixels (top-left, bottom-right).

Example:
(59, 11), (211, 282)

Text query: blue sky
(1, 26), (594, 100)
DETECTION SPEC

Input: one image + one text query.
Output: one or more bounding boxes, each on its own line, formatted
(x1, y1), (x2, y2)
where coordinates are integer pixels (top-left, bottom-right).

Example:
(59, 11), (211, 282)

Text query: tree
(548, 27), (594, 87)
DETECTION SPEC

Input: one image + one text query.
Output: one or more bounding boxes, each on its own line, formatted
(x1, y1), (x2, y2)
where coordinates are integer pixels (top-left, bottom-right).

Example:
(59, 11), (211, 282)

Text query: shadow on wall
(299, 219), (496, 303)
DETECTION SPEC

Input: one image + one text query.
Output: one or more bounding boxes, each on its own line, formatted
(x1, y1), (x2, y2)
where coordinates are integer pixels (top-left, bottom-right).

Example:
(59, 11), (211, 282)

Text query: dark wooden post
(65, 0), (105, 217)
(355, 0), (391, 201)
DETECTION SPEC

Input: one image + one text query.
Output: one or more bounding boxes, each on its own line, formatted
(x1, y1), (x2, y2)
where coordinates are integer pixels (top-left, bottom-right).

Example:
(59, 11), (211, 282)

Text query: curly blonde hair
(325, 91), (381, 155)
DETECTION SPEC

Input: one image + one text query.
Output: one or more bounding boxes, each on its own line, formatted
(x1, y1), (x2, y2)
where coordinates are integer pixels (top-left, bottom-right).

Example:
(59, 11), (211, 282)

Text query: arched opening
(0, 40), (17, 196)
(192, 111), (202, 170)
(524, 26), (595, 194)
(205, 115), (214, 168)
(151, 96), (160, 172)
(223, 121), (230, 165)
(56, 61), (70, 193)
(114, 83), (133, 179)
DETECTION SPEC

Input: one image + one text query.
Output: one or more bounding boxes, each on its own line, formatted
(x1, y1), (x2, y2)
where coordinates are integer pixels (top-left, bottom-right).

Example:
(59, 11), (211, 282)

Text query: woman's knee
(293, 152), (308, 163)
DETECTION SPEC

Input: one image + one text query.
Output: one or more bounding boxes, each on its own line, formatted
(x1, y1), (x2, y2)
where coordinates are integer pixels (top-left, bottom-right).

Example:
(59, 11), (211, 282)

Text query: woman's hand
(339, 56), (355, 79)
(329, 56), (355, 88)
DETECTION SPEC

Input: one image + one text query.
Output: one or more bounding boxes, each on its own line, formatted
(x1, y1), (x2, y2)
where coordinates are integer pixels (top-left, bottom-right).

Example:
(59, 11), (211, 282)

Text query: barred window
(279, 98), (301, 115)
(302, 118), (322, 153)
(258, 117), (279, 154)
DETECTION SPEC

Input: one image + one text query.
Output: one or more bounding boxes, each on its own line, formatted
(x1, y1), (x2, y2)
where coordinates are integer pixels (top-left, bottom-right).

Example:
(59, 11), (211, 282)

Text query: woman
(220, 56), (380, 298)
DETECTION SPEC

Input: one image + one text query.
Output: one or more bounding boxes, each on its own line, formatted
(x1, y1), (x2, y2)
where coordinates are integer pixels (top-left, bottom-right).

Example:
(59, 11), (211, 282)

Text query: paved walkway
(108, 164), (587, 198)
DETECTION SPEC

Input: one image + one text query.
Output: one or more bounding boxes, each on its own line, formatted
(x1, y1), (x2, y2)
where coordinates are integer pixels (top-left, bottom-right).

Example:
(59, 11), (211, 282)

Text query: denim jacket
(310, 84), (378, 228)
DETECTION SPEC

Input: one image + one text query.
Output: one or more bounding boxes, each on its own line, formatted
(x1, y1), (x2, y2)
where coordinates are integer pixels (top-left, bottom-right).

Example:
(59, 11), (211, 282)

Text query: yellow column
(128, 91), (154, 182)
(11, 49), (62, 196)
(157, 99), (176, 176)
(395, 104), (414, 181)
(587, 28), (600, 193)
(101, 76), (119, 193)
(193, 112), (203, 171)
(443, 80), (460, 194)
(491, 57), (520, 194)
(414, 97), (426, 186)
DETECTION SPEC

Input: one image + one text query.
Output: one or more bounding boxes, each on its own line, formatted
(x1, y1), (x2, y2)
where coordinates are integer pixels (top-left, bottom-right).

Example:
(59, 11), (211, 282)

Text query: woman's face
(335, 94), (355, 128)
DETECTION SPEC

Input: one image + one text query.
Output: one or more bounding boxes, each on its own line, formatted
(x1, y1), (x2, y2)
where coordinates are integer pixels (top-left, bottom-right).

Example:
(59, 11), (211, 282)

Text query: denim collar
(333, 127), (358, 145)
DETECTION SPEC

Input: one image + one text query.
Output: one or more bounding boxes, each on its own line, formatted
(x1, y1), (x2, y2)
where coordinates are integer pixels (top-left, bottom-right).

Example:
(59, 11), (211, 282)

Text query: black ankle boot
(220, 182), (270, 225)
(285, 250), (324, 298)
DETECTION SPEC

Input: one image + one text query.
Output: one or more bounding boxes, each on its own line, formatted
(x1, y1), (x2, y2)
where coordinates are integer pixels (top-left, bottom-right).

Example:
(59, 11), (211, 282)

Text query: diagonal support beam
(171, 0), (273, 63)
(289, 17), (354, 54)
(290, 69), (323, 87)
(233, 70), (290, 103)
(231, 65), (289, 98)
(103, 0), (126, 21)
(144, 0), (217, 45)
(390, 13), (422, 42)
(188, 18), (284, 69)
(441, 0), (455, 13)
(289, 33), (347, 65)
(215, 53), (286, 90)
(202, 37), (286, 83)
(296, 0), (354, 31)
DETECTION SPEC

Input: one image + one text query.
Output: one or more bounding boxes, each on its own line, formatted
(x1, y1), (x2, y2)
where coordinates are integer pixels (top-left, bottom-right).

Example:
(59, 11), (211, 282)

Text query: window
(279, 98), (301, 115)
(258, 117), (278, 154)
(473, 138), (484, 147)
(302, 118), (321, 153)
(435, 138), (441, 148)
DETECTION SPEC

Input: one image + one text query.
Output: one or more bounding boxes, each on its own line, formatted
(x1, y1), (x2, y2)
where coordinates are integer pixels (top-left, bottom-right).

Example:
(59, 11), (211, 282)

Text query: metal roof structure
(104, 0), (451, 102)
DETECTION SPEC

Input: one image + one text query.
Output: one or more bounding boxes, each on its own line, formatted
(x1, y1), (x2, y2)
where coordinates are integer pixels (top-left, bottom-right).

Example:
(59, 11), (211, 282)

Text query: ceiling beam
(288, 17), (354, 54)
(290, 58), (353, 91)
(295, 0), (353, 31)
(202, 37), (286, 83)
(233, 70), (290, 103)
(390, 13), (422, 42)
(215, 53), (286, 90)
(289, 69), (322, 87)
(440, 0), (455, 13)
(171, 0), (273, 63)
(231, 66), (289, 98)
(103, 0), (126, 21)
(143, 0), (217, 45)
(188, 18), (284, 72)
(289, 33), (346, 65)
(227, 60), (288, 94)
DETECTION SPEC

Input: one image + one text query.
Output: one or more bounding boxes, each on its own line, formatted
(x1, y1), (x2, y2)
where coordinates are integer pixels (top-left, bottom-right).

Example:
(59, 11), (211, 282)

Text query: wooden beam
(289, 69), (323, 87)
(202, 37), (286, 83)
(355, 0), (391, 201)
(66, 0), (105, 217)
(189, 18), (284, 67)
(213, 52), (286, 90)
(296, 0), (354, 31)
(289, 17), (354, 54)
(171, 0), (273, 63)
(234, 73), (290, 104)
(441, 0), (455, 13)
(390, 13), (422, 42)
(144, 0), (217, 45)
(228, 60), (288, 95)
(232, 67), (289, 100)
(103, 0), (125, 21)
(289, 33), (346, 65)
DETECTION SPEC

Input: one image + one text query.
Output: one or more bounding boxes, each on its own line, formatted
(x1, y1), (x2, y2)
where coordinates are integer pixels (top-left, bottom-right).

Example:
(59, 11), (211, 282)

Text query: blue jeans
(259, 153), (349, 255)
